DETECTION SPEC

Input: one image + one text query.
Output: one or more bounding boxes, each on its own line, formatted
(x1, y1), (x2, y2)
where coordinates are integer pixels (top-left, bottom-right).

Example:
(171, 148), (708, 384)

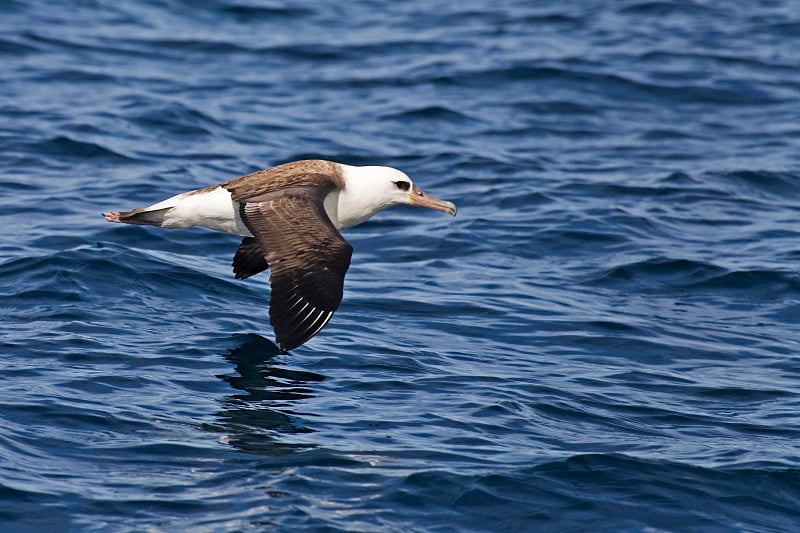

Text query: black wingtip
(275, 334), (302, 353)
(277, 343), (292, 354)
(272, 308), (334, 353)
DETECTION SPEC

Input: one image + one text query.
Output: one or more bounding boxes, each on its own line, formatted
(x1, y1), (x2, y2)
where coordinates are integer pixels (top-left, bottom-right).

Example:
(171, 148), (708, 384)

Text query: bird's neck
(324, 187), (388, 230)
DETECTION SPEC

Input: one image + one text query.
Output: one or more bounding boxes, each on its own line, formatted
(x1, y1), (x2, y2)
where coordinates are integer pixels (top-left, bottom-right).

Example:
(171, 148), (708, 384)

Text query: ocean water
(2, 0), (800, 531)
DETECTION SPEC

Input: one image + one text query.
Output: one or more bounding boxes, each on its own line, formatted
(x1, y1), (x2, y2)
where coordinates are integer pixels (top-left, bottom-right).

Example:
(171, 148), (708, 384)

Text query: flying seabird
(103, 159), (456, 351)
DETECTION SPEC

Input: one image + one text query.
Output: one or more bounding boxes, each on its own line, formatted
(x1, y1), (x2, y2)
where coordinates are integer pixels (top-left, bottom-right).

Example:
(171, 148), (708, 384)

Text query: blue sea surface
(2, 1), (800, 531)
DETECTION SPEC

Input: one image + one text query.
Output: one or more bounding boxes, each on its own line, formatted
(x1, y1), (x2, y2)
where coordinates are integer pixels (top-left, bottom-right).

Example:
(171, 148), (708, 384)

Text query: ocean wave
(3, 0), (800, 530)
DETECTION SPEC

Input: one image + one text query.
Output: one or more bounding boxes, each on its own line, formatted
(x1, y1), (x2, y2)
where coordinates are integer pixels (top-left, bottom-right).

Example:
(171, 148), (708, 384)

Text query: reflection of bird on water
(208, 334), (325, 454)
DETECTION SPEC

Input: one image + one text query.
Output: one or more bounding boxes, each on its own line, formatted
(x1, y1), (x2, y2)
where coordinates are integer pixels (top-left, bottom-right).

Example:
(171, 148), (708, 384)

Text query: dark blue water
(2, 1), (800, 531)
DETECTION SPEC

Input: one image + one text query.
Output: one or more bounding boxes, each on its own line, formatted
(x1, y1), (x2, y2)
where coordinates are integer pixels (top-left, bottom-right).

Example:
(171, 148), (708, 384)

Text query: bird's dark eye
(394, 181), (411, 191)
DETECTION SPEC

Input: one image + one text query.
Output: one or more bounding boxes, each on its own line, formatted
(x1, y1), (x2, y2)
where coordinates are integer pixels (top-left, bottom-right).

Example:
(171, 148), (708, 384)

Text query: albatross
(103, 159), (456, 351)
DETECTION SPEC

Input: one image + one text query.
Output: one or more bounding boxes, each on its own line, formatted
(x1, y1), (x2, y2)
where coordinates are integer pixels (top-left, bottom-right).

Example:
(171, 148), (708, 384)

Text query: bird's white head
(330, 164), (457, 229)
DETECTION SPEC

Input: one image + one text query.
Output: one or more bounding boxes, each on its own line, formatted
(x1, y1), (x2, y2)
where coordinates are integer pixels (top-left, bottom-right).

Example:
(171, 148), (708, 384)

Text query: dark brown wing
(232, 237), (268, 280)
(238, 187), (352, 351)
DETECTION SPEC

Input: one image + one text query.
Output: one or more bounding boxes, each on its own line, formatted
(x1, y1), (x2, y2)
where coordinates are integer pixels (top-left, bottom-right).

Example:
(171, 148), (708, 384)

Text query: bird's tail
(103, 206), (172, 226)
